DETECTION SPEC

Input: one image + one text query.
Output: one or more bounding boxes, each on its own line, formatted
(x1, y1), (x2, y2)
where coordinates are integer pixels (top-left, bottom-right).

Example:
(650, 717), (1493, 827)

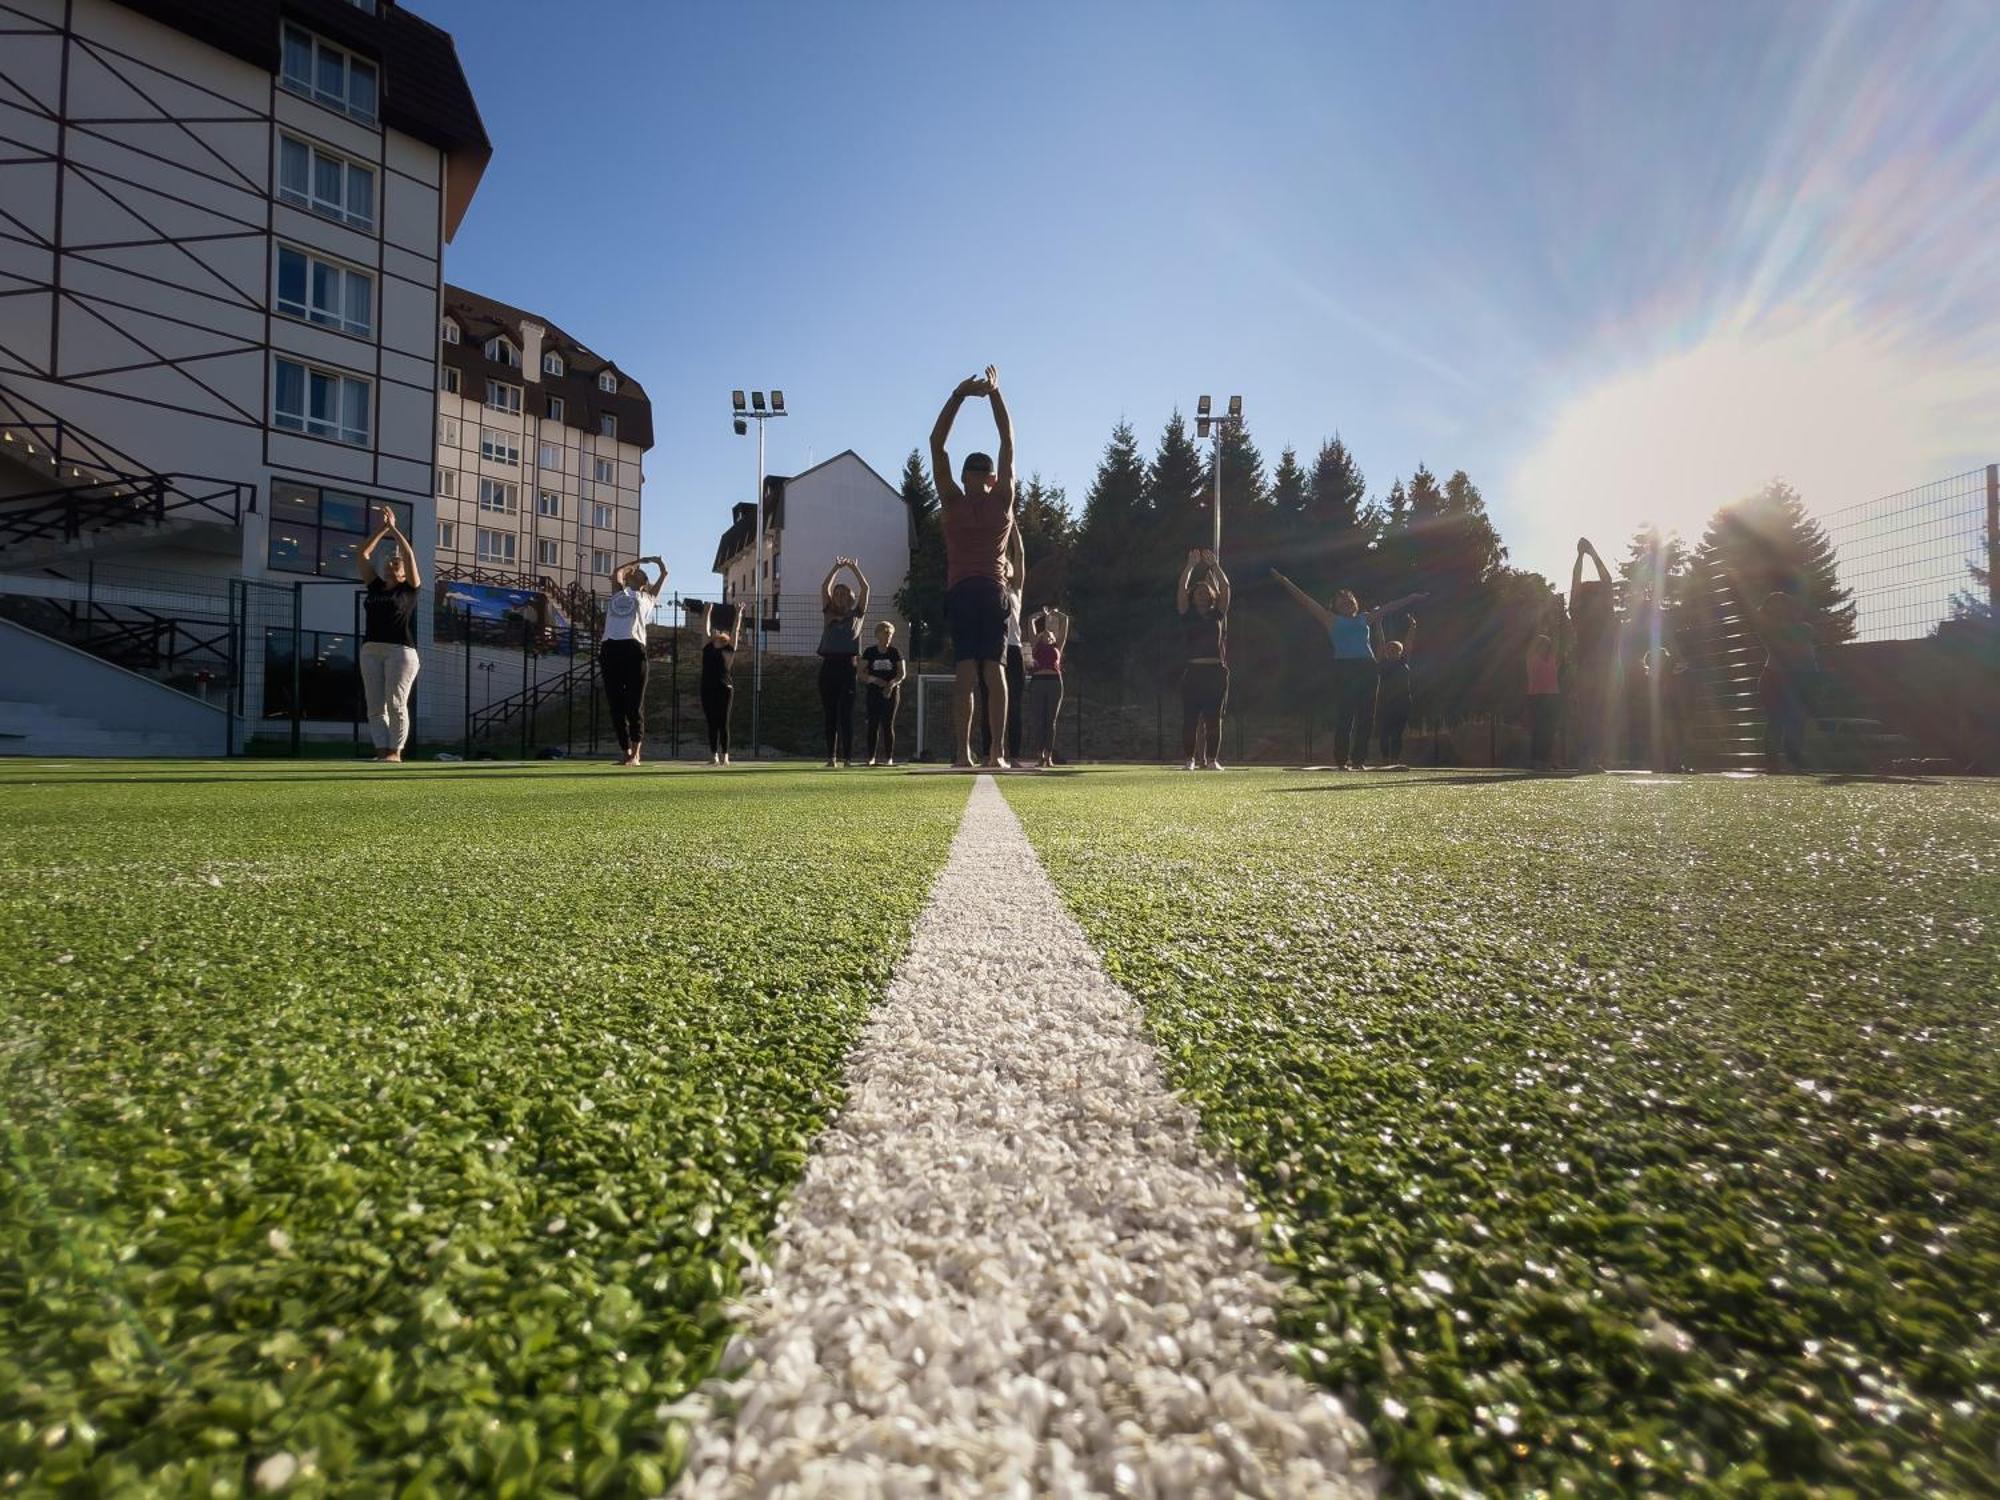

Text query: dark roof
(710, 453), (902, 571)
(113, 0), (491, 237)
(442, 285), (654, 450)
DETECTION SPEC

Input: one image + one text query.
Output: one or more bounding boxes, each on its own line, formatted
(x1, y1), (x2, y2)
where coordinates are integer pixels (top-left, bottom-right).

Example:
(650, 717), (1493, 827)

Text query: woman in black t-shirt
(699, 603), (736, 765)
(356, 505), (422, 762)
(1176, 548), (1232, 770)
(859, 621), (906, 766)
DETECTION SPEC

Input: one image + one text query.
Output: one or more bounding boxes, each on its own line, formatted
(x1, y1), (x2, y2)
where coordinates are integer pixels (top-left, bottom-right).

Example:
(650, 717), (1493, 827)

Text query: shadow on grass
(1271, 770), (1568, 793)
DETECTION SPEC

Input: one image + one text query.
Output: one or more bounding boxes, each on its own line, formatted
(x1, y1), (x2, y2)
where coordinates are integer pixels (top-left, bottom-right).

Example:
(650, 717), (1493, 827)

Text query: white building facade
(433, 287), (650, 600)
(0, 0), (488, 744)
(713, 450), (910, 646)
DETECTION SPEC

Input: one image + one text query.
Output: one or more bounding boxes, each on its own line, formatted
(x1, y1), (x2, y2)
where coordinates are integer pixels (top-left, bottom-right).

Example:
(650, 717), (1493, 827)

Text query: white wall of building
(715, 452), (909, 641)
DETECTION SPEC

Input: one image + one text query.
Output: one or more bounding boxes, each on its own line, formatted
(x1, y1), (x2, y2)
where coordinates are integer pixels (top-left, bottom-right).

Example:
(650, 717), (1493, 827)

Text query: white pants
(359, 642), (420, 752)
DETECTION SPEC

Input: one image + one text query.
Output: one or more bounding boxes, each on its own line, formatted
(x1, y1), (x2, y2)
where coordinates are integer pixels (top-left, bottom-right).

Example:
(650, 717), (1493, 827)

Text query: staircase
(0, 698), (220, 758)
(0, 384), (255, 562)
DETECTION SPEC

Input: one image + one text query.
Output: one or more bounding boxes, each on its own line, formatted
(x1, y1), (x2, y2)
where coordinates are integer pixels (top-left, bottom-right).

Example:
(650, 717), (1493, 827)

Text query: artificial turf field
(3, 761), (1996, 1497)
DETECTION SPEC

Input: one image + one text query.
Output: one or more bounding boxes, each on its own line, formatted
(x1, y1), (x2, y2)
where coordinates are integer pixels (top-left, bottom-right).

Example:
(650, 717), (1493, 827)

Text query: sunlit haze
(432, 0), (2000, 593)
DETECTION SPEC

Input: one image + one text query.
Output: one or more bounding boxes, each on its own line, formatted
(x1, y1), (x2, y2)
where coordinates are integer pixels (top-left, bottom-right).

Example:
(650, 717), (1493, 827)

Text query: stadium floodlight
(1194, 390), (1244, 552)
(731, 387), (791, 759)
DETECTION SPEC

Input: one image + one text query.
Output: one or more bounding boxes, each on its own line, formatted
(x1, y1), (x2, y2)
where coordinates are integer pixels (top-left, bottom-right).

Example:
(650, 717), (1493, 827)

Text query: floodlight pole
(732, 391), (787, 758)
(1195, 394), (1243, 556)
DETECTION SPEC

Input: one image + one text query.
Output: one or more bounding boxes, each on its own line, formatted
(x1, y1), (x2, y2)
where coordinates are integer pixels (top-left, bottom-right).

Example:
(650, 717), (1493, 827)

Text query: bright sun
(1508, 305), (2000, 578)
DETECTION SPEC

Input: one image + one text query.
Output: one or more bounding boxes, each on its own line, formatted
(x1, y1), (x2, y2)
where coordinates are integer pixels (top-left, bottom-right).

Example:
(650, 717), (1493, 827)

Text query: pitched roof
(442, 284), (654, 450)
(114, 0), (491, 236)
(710, 453), (904, 571)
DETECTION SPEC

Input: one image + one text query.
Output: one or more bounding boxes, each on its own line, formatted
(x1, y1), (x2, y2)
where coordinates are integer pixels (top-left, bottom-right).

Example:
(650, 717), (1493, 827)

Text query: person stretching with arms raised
(357, 505), (422, 762)
(816, 557), (870, 767)
(1271, 570), (1425, 770)
(930, 365), (1017, 769)
(1177, 548), (1232, 770)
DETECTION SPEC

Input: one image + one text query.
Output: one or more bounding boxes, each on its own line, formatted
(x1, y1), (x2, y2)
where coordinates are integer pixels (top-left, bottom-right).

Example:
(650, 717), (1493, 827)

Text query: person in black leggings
(816, 556), (870, 767)
(860, 620), (905, 765)
(1177, 548), (1232, 769)
(1375, 614), (1416, 766)
(599, 555), (665, 766)
(699, 602), (736, 765)
(1272, 571), (1425, 769)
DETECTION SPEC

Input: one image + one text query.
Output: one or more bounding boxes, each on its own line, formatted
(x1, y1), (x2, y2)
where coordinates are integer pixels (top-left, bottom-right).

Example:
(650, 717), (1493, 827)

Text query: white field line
(677, 776), (1375, 1498)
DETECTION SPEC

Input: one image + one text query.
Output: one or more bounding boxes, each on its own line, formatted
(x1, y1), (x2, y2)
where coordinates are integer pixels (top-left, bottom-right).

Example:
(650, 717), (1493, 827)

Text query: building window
(592, 501), (614, 529)
(479, 428), (519, 466)
(593, 457), (615, 485)
(597, 372), (617, 394)
(477, 478), (518, 515)
(477, 529), (517, 565)
(592, 550), (612, 575)
(542, 352), (564, 377)
(441, 319), (459, 345)
(273, 357), (369, 445)
(598, 413), (617, 440)
(437, 468), (456, 497)
(537, 442), (558, 469)
(545, 395), (564, 422)
(537, 490), (560, 518)
(536, 538), (560, 567)
(438, 519), (457, 550)
(484, 336), (519, 368)
(441, 366), (460, 395)
(484, 380), (521, 414)
(266, 482), (410, 576)
(263, 628), (362, 720)
(277, 135), (374, 230)
(281, 25), (378, 123)
(275, 245), (372, 337)
(439, 418), (459, 447)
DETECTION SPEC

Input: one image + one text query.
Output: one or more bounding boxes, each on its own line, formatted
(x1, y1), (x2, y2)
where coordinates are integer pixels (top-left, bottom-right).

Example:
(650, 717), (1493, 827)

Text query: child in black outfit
(859, 621), (906, 766)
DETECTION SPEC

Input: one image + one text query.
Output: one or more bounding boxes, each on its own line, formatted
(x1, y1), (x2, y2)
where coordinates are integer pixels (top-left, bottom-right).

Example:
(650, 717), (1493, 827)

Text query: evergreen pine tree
(1016, 472), (1076, 608)
(1147, 410), (1208, 551)
(1695, 481), (1856, 644)
(1270, 445), (1307, 515)
(893, 449), (946, 659)
(1296, 435), (1371, 596)
(1072, 420), (1150, 685)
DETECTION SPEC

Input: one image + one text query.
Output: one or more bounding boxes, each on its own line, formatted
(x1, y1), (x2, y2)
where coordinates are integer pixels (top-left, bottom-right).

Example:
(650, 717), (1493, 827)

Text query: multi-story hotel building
(433, 286), (651, 600)
(0, 0), (487, 749)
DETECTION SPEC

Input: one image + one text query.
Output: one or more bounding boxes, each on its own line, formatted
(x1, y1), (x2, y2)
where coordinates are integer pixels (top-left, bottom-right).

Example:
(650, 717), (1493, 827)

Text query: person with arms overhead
(357, 505), (422, 763)
(817, 556), (870, 767)
(1569, 537), (1617, 771)
(1270, 569), (1426, 770)
(1177, 548), (1233, 771)
(930, 365), (1017, 769)
(1022, 605), (1070, 769)
(699, 602), (736, 766)
(600, 555), (665, 767)
(1374, 612), (1417, 768)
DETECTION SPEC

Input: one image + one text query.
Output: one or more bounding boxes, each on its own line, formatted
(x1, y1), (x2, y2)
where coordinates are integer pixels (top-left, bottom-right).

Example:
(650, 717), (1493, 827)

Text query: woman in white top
(600, 556), (665, 766)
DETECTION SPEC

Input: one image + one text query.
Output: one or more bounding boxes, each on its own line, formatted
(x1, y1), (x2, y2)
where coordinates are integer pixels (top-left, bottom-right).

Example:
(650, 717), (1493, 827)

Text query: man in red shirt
(930, 365), (1018, 768)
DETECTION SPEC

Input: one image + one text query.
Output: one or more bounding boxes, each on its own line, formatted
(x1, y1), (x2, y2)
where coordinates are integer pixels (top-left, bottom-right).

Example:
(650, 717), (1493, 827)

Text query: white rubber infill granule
(676, 776), (1375, 1498)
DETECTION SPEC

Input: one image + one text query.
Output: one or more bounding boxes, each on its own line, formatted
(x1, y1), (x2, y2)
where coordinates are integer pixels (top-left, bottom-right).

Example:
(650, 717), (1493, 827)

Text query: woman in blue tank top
(1271, 570), (1426, 770)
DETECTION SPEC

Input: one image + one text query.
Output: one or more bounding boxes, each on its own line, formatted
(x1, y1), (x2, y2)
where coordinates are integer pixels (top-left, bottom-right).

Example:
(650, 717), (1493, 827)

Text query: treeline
(896, 411), (1857, 729)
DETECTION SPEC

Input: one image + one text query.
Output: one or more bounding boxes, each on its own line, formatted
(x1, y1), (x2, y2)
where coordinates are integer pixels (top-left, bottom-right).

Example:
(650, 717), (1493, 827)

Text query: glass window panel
(322, 534), (361, 572)
(346, 164), (373, 226)
(270, 481), (318, 522)
(316, 46), (345, 102)
(279, 137), (309, 198)
(276, 247), (307, 314)
(341, 379), (369, 442)
(313, 151), (342, 208)
(267, 528), (316, 573)
(546, 396), (564, 421)
(309, 259), (336, 323)
(345, 272), (371, 333)
(307, 369), (336, 430)
(388, 500), (414, 533)
(282, 27), (313, 89)
(348, 59), (377, 118)
(320, 492), (367, 532)
(274, 359), (306, 424)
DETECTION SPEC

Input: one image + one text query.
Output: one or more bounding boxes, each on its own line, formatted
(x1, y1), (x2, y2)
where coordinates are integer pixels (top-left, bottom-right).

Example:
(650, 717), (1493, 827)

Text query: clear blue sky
(431, 0), (2000, 596)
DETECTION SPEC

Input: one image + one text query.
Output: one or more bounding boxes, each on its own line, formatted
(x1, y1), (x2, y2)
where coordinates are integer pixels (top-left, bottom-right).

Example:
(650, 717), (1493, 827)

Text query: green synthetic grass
(0, 762), (966, 1498)
(1003, 768), (2000, 1497)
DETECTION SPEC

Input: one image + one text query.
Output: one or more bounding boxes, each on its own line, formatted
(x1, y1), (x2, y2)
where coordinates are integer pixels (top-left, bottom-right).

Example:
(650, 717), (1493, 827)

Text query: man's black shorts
(946, 576), (1007, 663)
